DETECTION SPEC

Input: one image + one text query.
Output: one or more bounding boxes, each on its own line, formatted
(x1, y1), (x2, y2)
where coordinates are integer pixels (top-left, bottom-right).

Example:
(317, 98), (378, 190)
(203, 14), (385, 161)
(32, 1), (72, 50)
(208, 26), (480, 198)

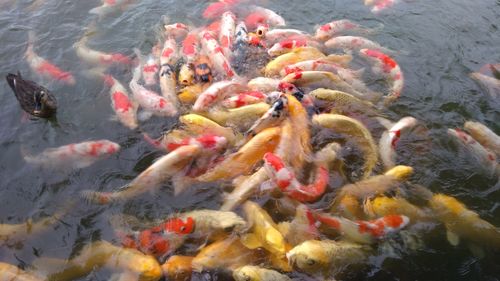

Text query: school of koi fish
(2, 0), (500, 280)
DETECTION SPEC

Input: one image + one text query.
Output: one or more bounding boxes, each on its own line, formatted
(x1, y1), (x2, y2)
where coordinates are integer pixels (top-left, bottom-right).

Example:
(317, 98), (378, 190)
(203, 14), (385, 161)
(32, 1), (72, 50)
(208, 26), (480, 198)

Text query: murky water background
(0, 0), (499, 280)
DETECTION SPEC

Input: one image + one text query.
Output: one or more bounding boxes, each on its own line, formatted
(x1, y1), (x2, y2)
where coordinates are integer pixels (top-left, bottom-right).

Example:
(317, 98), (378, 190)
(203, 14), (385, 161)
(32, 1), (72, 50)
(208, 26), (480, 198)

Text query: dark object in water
(5, 72), (57, 118)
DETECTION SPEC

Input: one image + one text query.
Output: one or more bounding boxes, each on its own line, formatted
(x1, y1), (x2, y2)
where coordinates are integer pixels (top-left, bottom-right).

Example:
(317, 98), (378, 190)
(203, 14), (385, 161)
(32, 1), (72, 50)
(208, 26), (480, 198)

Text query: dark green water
(0, 0), (499, 280)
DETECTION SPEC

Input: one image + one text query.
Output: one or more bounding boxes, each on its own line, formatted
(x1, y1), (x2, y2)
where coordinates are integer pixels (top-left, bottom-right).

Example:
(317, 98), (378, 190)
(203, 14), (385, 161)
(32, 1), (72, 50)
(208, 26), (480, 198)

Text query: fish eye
(180, 226), (186, 232)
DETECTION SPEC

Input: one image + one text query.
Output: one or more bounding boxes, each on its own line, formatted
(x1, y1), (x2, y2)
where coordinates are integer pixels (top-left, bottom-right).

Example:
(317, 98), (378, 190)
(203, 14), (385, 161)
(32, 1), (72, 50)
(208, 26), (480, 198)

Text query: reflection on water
(0, 0), (499, 280)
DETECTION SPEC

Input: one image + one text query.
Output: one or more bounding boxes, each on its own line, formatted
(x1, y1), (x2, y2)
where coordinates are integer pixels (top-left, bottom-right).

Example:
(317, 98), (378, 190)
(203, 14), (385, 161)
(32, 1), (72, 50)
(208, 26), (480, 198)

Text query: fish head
(278, 82), (305, 101)
(124, 251), (163, 280)
(246, 95), (287, 135)
(162, 256), (193, 281)
(179, 63), (195, 86)
(164, 217), (195, 235)
(287, 240), (330, 273)
(195, 56), (213, 83)
(232, 266), (260, 281)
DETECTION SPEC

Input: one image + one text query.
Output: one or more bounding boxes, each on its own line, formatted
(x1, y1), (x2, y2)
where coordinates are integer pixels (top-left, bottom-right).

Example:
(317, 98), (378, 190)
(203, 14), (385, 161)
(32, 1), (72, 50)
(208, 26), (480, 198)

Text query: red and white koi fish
(360, 48), (403, 103)
(200, 30), (236, 78)
(159, 37), (179, 105)
(268, 38), (310, 56)
(26, 32), (75, 85)
(103, 74), (138, 130)
(314, 212), (410, 244)
(279, 57), (361, 77)
(325, 36), (396, 54)
(193, 80), (247, 111)
(244, 5), (286, 30)
(130, 63), (177, 117)
(379, 117), (418, 169)
(120, 217), (194, 259)
(182, 31), (200, 63)
(24, 140), (120, 169)
(370, 0), (398, 14)
(264, 29), (310, 45)
(135, 48), (160, 86)
(89, 0), (134, 18)
(81, 144), (201, 204)
(263, 152), (329, 203)
(315, 19), (383, 41)
(164, 134), (228, 152)
(219, 11), (236, 58)
(164, 22), (189, 41)
(202, 1), (235, 19)
(221, 91), (266, 108)
(447, 128), (498, 175)
(464, 121), (500, 157)
(74, 36), (131, 67)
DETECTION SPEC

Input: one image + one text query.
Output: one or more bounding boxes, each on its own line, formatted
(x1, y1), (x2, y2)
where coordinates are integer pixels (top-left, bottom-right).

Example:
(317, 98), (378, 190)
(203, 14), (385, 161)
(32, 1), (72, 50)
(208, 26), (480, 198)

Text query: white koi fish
(315, 19), (384, 41)
(200, 30), (236, 78)
(325, 36), (396, 54)
(24, 140), (120, 169)
(379, 117), (418, 169)
(219, 11), (236, 58)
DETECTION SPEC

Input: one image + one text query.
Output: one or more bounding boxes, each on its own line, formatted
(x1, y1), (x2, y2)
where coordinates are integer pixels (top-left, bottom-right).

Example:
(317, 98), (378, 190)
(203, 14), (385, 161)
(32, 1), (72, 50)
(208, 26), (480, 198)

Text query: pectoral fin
(240, 233), (262, 249)
(446, 229), (460, 246)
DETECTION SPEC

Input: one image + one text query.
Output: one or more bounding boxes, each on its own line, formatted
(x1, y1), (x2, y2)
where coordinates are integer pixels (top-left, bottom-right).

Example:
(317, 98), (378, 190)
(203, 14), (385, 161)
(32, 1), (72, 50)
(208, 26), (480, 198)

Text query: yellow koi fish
(264, 47), (325, 77)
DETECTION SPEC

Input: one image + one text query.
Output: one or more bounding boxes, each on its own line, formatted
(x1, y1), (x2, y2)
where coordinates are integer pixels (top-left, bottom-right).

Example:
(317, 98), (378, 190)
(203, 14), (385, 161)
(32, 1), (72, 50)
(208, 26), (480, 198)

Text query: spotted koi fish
(359, 48), (403, 104)
(219, 11), (236, 58)
(379, 117), (418, 169)
(263, 152), (328, 202)
(325, 36), (396, 55)
(221, 91), (267, 108)
(268, 38), (309, 56)
(314, 211), (410, 244)
(193, 80), (247, 111)
(130, 63), (177, 117)
(74, 36), (131, 67)
(370, 0), (398, 14)
(182, 31), (200, 63)
(24, 140), (120, 169)
(102, 74), (138, 130)
(26, 32), (75, 85)
(263, 29), (310, 45)
(244, 5), (286, 30)
(120, 217), (194, 258)
(200, 30), (235, 78)
(315, 19), (383, 41)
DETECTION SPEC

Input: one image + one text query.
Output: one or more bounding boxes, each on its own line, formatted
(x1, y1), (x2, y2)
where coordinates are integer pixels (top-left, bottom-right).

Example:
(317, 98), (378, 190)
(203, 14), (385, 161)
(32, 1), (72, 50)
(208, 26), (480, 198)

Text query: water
(0, 0), (499, 280)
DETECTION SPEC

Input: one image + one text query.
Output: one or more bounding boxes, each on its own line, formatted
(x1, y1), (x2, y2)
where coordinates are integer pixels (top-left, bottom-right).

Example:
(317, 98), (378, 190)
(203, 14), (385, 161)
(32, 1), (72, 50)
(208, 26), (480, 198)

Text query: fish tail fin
(81, 189), (114, 205)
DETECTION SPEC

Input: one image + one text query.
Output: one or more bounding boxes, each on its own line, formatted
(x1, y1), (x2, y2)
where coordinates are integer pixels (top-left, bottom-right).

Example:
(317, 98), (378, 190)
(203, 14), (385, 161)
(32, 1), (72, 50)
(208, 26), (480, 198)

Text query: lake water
(0, 0), (499, 280)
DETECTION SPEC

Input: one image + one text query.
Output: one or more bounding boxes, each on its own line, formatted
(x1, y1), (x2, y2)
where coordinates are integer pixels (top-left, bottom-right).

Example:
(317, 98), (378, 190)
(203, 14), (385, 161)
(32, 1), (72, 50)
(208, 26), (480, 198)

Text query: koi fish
(360, 48), (404, 104)
(279, 54), (355, 76)
(241, 201), (288, 257)
(263, 152), (329, 203)
(196, 127), (281, 182)
(159, 37), (179, 104)
(202, 1), (234, 19)
(0, 262), (43, 281)
(370, 0), (398, 14)
(469, 72), (500, 100)
(182, 31), (200, 63)
(164, 22), (189, 41)
(221, 167), (268, 211)
(315, 19), (384, 41)
(134, 48), (159, 86)
(264, 47), (325, 77)
(246, 95), (288, 136)
(130, 62), (177, 117)
(81, 144), (200, 204)
(263, 29), (311, 44)
(314, 212), (410, 244)
(26, 32), (75, 85)
(335, 194), (366, 220)
(429, 193), (500, 255)
(278, 204), (320, 246)
(119, 217), (194, 259)
(378, 116), (418, 170)
(247, 77), (281, 92)
(74, 36), (131, 67)
(200, 30), (235, 78)
(363, 195), (431, 222)
(447, 128), (498, 175)
(192, 237), (264, 272)
(193, 80), (247, 111)
(93, 72), (138, 129)
(335, 165), (413, 201)
(178, 84), (204, 104)
(179, 114), (238, 145)
(163, 134), (228, 152)
(309, 88), (378, 117)
(244, 5), (286, 29)
(203, 102), (271, 129)
(286, 240), (367, 276)
(177, 209), (246, 237)
(325, 35), (397, 54)
(219, 11), (236, 58)
(221, 91), (267, 108)
(161, 256), (194, 281)
(312, 113), (378, 179)
(464, 121), (500, 156)
(233, 266), (292, 281)
(24, 140), (120, 169)
(33, 241), (162, 281)
(268, 38), (311, 56)
(178, 63), (195, 86)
